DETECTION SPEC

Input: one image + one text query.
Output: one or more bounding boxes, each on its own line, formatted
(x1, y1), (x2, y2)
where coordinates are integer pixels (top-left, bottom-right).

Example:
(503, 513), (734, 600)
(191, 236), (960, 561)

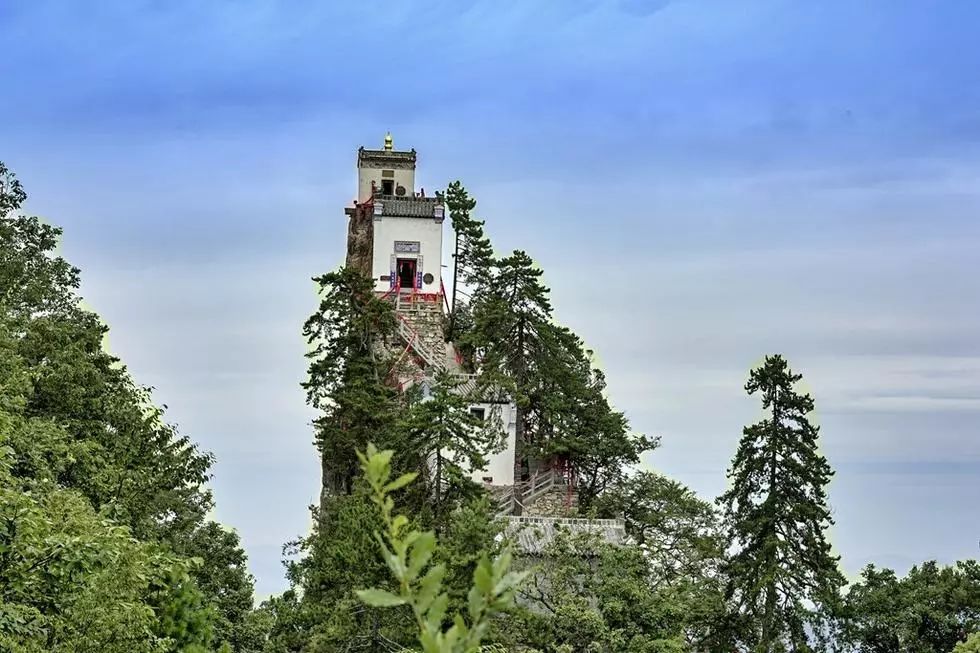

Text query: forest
(1, 160), (978, 652)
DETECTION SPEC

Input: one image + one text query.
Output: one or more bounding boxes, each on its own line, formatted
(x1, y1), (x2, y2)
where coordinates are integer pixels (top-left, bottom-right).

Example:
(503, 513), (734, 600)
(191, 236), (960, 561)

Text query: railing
(491, 469), (565, 519)
(395, 316), (444, 372)
(506, 515), (624, 528)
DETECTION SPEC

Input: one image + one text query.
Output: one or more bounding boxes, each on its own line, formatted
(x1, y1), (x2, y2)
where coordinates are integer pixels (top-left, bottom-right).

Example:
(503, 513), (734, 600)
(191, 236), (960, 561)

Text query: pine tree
(445, 181), (494, 342)
(531, 322), (652, 509)
(302, 266), (401, 506)
(466, 250), (552, 513)
(400, 370), (505, 529)
(718, 355), (844, 653)
(1, 161), (253, 650)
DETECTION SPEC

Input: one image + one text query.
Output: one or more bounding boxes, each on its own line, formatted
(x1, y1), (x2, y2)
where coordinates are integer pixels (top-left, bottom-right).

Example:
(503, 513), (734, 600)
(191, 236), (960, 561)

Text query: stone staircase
(387, 289), (479, 395)
(491, 469), (573, 519)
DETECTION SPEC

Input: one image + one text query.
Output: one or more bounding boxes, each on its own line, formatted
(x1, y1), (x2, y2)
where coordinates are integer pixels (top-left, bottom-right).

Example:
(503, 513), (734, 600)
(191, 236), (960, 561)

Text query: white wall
(468, 401), (517, 486)
(358, 166), (415, 202)
(372, 216), (444, 293)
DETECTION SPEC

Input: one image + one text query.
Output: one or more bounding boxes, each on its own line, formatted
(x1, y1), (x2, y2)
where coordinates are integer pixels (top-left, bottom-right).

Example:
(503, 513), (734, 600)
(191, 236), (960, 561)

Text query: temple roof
(503, 516), (627, 555)
(357, 146), (416, 170)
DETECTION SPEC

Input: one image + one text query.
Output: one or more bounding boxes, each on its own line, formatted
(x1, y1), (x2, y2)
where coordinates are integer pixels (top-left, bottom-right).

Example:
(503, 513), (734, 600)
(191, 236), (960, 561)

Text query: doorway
(396, 258), (417, 289)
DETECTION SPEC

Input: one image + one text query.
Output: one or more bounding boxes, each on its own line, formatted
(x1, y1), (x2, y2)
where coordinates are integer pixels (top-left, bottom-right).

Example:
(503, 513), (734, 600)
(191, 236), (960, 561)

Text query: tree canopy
(3, 164), (976, 653)
(0, 161), (254, 652)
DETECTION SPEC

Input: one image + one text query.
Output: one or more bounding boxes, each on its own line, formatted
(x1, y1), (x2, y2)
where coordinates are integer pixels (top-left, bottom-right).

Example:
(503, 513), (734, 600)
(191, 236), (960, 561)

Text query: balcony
(373, 194), (445, 220)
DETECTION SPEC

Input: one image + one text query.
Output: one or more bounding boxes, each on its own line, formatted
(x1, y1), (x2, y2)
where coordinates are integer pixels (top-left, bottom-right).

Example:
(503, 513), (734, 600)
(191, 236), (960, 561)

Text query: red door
(396, 258), (417, 289)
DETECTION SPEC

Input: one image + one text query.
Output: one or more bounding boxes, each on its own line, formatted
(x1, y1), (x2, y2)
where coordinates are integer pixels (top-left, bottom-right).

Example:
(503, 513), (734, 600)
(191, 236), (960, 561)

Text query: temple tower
(341, 136), (595, 523)
(349, 133), (445, 296)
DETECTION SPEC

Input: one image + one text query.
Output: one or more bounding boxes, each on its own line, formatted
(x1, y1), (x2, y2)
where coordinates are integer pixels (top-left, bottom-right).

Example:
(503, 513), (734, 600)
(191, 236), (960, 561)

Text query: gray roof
(502, 516), (627, 555)
(357, 147), (416, 169)
(378, 196), (444, 219)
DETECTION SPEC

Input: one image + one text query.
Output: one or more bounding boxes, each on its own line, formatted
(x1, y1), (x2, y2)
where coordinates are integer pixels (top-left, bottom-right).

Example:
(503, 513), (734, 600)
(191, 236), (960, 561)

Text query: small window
(470, 407), (486, 422)
(381, 179), (394, 195)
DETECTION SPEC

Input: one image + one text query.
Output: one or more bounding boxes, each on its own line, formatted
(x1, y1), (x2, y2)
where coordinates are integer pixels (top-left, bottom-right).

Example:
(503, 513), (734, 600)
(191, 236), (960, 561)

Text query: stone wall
(398, 299), (447, 366)
(524, 486), (579, 518)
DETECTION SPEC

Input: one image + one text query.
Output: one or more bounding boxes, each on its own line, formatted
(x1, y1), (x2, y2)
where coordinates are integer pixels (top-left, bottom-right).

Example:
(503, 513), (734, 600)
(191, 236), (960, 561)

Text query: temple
(339, 135), (625, 546)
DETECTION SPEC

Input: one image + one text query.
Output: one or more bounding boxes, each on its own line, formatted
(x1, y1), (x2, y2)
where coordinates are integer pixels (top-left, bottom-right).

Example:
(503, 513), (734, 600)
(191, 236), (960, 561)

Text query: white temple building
(340, 135), (625, 546)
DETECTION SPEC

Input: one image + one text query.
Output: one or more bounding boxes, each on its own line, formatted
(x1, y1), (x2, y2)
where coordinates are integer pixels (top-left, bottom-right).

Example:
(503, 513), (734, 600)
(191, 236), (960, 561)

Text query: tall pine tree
(445, 181), (493, 342)
(400, 370), (504, 529)
(466, 250), (552, 513)
(302, 266), (401, 506)
(718, 355), (844, 653)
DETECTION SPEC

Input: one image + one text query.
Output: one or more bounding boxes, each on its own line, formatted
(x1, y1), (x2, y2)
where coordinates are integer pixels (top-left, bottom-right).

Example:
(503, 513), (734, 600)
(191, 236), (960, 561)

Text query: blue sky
(2, 0), (979, 598)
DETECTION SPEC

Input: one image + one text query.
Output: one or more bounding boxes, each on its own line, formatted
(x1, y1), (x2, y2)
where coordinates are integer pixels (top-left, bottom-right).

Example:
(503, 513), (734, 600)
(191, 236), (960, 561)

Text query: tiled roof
(502, 516), (627, 555)
(357, 148), (417, 168)
(378, 197), (444, 219)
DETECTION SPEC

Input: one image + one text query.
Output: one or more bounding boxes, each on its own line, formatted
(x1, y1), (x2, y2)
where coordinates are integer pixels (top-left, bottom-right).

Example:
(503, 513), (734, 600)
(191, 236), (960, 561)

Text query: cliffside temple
(339, 135), (626, 550)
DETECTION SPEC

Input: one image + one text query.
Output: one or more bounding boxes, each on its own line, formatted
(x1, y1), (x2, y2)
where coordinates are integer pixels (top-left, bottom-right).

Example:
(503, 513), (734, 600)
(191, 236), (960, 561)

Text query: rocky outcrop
(345, 202), (373, 276)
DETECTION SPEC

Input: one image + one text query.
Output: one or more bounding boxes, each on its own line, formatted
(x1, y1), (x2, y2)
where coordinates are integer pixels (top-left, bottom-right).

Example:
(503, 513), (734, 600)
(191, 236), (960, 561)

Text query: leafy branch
(355, 443), (525, 653)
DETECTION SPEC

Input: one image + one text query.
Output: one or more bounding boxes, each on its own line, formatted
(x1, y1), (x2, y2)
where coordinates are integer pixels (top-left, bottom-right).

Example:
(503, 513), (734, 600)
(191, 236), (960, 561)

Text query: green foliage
(0, 160), (252, 651)
(173, 522), (256, 651)
(532, 324), (651, 508)
(0, 161), (27, 216)
(281, 488), (417, 650)
(464, 249), (651, 506)
(595, 471), (723, 584)
(955, 633), (980, 653)
(437, 495), (506, 615)
(446, 181), (494, 343)
(594, 471), (727, 648)
(717, 355), (845, 652)
(401, 371), (505, 527)
(841, 561), (980, 653)
(0, 432), (214, 652)
(303, 267), (401, 497)
(356, 443), (526, 653)
(499, 529), (691, 653)
(446, 181), (494, 292)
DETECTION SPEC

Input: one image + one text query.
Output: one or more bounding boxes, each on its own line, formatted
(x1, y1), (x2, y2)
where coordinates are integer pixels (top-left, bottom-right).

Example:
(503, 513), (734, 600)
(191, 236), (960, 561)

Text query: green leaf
(384, 472), (418, 493)
(407, 532), (436, 580)
(355, 588), (407, 607)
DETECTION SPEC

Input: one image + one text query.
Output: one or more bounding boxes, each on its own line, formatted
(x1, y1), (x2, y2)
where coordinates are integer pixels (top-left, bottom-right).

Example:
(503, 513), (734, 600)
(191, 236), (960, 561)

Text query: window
(469, 407), (486, 422)
(381, 179), (394, 195)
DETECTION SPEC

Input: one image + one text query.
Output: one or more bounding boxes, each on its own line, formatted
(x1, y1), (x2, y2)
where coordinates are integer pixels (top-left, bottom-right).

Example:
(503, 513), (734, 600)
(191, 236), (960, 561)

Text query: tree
(355, 443), (526, 653)
(279, 489), (418, 651)
(0, 161), (27, 216)
(174, 522), (256, 651)
(0, 339), (215, 652)
(445, 181), (494, 342)
(437, 495), (506, 617)
(400, 370), (505, 529)
(594, 471), (727, 650)
(717, 355), (844, 652)
(466, 250), (553, 512)
(302, 266), (401, 504)
(841, 561), (980, 653)
(595, 471), (723, 587)
(0, 161), (253, 650)
(499, 528), (693, 653)
(532, 323), (652, 509)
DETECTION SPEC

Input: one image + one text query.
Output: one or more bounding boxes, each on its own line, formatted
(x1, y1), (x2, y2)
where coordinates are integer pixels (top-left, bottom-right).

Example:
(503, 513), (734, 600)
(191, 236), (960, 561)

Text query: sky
(2, 0), (979, 598)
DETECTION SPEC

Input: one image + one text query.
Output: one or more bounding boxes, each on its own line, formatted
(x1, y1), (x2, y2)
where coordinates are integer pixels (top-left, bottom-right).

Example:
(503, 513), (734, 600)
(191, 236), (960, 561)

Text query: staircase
(491, 469), (570, 519)
(386, 289), (479, 395)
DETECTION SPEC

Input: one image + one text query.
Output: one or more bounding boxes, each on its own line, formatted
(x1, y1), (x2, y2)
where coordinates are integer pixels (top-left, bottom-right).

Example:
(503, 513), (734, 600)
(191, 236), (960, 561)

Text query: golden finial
(384, 131), (393, 151)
